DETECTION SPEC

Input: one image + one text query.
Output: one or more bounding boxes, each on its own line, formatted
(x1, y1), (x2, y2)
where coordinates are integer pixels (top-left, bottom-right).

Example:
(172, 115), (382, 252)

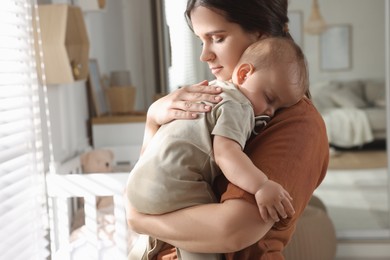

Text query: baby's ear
(236, 63), (254, 85)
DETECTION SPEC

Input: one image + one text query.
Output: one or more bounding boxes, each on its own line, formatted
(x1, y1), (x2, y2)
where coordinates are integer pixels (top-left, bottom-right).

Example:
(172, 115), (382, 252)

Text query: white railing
(47, 172), (134, 260)
(46, 145), (142, 260)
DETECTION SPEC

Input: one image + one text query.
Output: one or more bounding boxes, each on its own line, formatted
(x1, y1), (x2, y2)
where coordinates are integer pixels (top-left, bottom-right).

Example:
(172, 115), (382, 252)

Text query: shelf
(35, 4), (90, 84)
(92, 112), (147, 124)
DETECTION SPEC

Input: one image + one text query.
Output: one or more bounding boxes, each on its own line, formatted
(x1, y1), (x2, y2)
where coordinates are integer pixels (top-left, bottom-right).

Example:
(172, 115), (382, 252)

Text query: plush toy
(80, 148), (115, 209)
(80, 148), (114, 173)
(71, 149), (116, 241)
(71, 148), (139, 248)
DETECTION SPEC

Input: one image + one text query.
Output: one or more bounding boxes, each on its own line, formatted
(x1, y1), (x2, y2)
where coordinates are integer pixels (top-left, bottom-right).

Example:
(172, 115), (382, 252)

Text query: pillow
(311, 81), (340, 111)
(374, 98), (386, 108)
(364, 80), (385, 103)
(329, 87), (367, 108)
(337, 80), (365, 97)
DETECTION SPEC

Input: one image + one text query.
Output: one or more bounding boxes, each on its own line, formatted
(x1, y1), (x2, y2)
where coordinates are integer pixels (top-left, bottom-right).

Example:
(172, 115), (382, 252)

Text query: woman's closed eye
(212, 35), (224, 43)
(200, 35), (225, 46)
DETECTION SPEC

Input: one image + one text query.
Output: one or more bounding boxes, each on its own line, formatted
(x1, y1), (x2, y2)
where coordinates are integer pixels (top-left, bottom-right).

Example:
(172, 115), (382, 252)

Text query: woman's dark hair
(185, 0), (312, 98)
(185, 0), (290, 37)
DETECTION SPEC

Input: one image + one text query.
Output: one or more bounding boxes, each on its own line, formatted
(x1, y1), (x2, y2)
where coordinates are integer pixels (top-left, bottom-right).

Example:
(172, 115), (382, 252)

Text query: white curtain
(0, 0), (50, 259)
(163, 0), (213, 92)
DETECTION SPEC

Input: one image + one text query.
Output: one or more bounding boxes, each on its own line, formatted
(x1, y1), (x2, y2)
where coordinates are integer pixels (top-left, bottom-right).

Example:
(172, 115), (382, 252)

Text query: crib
(46, 146), (141, 260)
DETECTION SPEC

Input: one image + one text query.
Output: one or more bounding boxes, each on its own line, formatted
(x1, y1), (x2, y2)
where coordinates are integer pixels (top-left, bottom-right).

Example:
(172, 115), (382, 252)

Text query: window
(163, 0), (212, 92)
(0, 0), (49, 258)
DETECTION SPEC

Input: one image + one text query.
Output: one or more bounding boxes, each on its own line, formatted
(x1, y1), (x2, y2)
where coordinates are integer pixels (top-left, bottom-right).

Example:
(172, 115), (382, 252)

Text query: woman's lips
(210, 66), (223, 75)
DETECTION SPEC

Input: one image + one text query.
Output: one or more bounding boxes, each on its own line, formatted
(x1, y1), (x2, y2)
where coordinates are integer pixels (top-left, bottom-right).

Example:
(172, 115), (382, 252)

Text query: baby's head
(232, 37), (308, 116)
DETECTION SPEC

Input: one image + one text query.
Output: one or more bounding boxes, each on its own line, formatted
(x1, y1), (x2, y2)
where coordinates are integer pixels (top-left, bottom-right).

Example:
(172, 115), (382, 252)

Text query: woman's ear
(236, 63), (254, 85)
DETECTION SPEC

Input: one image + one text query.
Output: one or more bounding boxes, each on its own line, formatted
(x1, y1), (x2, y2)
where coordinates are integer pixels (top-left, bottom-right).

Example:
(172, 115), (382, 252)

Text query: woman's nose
(200, 46), (215, 62)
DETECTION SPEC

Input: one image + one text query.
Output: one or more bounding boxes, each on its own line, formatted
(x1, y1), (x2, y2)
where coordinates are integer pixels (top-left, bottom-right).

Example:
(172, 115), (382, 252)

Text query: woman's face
(190, 6), (260, 81)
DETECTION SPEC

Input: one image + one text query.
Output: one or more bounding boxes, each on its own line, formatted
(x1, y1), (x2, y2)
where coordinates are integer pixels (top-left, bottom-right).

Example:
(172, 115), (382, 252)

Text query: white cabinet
(91, 115), (146, 165)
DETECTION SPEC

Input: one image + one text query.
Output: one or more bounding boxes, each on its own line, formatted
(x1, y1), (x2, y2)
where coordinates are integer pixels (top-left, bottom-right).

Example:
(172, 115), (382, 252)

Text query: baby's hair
(240, 37), (310, 98)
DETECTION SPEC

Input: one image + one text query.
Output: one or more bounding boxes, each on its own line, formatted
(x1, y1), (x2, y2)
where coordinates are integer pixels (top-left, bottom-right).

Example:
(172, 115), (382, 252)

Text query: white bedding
(322, 108), (374, 147)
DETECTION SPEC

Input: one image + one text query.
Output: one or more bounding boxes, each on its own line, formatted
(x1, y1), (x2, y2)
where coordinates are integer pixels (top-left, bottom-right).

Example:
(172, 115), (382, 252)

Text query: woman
(126, 0), (329, 259)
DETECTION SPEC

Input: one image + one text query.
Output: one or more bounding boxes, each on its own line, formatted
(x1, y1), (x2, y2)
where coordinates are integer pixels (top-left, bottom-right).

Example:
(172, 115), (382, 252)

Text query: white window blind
(0, 1), (49, 259)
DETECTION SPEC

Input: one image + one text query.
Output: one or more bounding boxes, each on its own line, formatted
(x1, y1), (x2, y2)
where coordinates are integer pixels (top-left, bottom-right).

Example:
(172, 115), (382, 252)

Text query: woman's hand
(148, 80), (223, 127)
(140, 80), (223, 155)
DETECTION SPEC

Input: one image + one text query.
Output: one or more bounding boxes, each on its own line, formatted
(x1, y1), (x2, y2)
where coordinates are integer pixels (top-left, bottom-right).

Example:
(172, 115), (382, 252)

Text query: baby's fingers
(267, 206), (280, 222)
(274, 202), (288, 219)
(284, 191), (293, 201)
(259, 207), (269, 223)
(281, 194), (295, 217)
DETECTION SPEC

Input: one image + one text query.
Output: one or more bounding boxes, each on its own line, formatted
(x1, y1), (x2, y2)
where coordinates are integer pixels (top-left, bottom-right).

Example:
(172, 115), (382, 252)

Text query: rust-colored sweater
(157, 97), (329, 260)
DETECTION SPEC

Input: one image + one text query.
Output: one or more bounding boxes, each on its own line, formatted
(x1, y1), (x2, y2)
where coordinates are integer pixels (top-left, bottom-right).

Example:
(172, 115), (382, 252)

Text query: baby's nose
(264, 108), (275, 117)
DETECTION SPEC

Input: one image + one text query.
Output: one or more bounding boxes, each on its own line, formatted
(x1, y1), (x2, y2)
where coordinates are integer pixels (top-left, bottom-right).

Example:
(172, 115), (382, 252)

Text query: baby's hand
(254, 180), (295, 222)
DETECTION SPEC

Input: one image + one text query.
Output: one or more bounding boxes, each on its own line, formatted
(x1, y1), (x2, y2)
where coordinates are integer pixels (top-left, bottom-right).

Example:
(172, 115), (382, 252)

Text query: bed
(46, 147), (141, 260)
(311, 80), (386, 148)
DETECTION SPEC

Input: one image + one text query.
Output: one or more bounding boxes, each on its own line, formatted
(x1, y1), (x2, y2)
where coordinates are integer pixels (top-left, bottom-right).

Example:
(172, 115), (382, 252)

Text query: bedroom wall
(43, 0), (386, 103)
(290, 0), (386, 83)
(83, 0), (156, 111)
(38, 0), (386, 162)
(45, 0), (386, 108)
(37, 0), (155, 163)
(46, 0), (156, 111)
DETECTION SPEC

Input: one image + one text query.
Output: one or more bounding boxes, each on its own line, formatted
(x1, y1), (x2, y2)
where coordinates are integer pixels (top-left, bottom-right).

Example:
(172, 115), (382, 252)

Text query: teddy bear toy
(80, 148), (114, 173)
(71, 149), (116, 241)
(80, 148), (115, 209)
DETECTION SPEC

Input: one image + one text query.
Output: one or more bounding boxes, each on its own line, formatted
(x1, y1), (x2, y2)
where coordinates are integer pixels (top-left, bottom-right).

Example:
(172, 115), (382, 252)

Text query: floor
(314, 159), (390, 259)
(314, 167), (390, 235)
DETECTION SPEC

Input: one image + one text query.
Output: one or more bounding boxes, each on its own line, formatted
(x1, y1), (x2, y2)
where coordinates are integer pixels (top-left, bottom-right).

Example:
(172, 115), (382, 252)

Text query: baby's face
(237, 62), (303, 117)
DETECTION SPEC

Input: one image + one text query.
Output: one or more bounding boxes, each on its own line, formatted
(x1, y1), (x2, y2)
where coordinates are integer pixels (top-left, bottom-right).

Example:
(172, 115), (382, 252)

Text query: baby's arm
(213, 135), (295, 222)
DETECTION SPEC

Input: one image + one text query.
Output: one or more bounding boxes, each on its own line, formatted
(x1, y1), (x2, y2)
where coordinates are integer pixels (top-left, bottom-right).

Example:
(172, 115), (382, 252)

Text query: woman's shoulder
(273, 97), (323, 123)
(265, 97), (327, 138)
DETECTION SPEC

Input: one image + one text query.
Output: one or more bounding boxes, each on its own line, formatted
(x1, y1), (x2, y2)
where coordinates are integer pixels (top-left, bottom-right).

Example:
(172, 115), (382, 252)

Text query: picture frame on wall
(320, 24), (352, 71)
(288, 10), (303, 48)
(87, 59), (108, 116)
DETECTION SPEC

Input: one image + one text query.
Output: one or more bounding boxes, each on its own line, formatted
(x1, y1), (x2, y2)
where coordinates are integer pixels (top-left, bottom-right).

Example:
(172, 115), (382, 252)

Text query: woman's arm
(126, 196), (274, 253)
(141, 80), (223, 154)
(126, 99), (329, 255)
